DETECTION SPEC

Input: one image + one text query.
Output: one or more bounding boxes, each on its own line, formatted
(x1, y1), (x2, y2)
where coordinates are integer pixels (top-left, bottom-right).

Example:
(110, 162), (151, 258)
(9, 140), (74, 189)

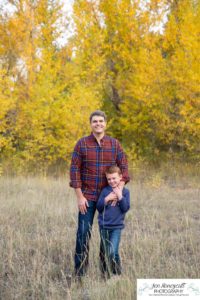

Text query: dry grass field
(0, 165), (200, 300)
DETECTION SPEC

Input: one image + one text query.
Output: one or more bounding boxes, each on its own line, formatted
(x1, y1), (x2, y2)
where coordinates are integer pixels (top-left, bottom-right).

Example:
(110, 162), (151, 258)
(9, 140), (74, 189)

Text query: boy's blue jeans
(74, 201), (96, 276)
(99, 228), (122, 276)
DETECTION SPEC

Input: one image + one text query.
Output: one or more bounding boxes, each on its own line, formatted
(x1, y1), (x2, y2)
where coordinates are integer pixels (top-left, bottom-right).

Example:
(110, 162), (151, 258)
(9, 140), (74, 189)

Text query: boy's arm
(118, 189), (130, 213)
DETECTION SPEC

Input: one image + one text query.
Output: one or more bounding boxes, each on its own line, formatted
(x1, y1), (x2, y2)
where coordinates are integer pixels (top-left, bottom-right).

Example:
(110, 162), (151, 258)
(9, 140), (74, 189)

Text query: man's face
(90, 116), (106, 135)
(106, 172), (122, 188)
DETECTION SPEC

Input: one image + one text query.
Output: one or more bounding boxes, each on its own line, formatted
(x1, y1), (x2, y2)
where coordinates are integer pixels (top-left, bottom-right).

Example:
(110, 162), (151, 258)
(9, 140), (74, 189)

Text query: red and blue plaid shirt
(70, 133), (130, 201)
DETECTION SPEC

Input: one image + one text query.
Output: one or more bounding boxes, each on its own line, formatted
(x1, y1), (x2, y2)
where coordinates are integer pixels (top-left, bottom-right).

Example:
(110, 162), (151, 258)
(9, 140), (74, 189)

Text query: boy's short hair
(105, 165), (122, 175)
(89, 110), (107, 123)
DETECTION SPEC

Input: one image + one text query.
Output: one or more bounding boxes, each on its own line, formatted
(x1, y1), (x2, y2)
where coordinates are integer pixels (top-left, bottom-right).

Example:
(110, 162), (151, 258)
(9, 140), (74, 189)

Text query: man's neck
(92, 132), (105, 144)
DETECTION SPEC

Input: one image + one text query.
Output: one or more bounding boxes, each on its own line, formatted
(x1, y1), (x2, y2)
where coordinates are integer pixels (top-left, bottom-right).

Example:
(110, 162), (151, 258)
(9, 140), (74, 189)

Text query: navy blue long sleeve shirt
(96, 185), (130, 229)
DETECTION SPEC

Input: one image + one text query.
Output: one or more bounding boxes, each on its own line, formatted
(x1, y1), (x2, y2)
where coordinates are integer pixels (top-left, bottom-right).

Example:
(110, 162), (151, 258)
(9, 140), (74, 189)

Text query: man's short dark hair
(89, 110), (107, 123)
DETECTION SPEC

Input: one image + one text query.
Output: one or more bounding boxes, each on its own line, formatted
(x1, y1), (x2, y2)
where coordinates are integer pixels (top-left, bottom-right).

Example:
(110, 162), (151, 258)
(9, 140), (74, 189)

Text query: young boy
(96, 166), (130, 278)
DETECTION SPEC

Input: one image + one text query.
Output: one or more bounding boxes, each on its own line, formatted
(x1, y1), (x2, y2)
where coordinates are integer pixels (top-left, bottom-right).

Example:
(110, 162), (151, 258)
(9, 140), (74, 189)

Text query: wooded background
(0, 0), (199, 174)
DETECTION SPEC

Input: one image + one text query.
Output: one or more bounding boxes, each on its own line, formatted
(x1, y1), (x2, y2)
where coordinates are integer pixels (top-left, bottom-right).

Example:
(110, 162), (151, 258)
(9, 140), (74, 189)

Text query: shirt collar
(90, 132), (106, 144)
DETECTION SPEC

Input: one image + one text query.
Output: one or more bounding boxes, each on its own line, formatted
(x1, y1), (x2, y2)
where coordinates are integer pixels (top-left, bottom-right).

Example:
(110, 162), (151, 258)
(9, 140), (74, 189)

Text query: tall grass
(0, 167), (199, 299)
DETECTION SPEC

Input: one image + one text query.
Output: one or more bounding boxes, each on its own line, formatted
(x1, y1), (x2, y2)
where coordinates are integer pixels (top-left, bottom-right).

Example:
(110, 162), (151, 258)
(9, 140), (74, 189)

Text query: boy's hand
(112, 186), (123, 200)
(111, 185), (123, 206)
(111, 199), (118, 206)
(105, 192), (118, 204)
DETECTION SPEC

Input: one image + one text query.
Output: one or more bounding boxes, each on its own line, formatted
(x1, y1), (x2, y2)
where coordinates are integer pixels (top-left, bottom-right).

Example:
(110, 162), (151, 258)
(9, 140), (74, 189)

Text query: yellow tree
(163, 0), (200, 158)
(72, 0), (147, 133)
(71, 0), (172, 160)
(1, 0), (102, 173)
(71, 0), (106, 101)
(12, 0), (68, 172)
(0, 0), (68, 172)
(0, 5), (21, 169)
(0, 70), (17, 165)
(98, 0), (170, 158)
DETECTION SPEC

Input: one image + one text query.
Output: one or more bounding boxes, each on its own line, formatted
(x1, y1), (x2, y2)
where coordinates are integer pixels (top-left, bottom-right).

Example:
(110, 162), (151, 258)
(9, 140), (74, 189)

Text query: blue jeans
(99, 228), (122, 276)
(74, 201), (96, 276)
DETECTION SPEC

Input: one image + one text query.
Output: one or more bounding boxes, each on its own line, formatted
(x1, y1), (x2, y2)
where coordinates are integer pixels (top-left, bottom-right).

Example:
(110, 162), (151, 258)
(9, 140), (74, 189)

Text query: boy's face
(106, 172), (122, 188)
(90, 116), (106, 135)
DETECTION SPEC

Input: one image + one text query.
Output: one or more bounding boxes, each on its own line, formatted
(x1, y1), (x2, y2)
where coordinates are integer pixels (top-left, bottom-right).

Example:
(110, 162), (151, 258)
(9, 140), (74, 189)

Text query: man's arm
(70, 140), (88, 214)
(118, 181), (125, 189)
(111, 141), (129, 206)
(116, 140), (130, 184)
(70, 141), (82, 189)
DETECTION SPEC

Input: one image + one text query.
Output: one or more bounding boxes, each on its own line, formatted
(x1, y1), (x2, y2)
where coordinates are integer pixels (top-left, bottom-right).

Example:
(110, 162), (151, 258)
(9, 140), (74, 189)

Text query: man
(70, 110), (130, 277)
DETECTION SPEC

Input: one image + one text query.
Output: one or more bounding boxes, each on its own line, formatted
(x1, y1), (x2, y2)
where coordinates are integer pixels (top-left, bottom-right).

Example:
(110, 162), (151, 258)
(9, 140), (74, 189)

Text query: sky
(57, 0), (74, 46)
(63, 0), (74, 12)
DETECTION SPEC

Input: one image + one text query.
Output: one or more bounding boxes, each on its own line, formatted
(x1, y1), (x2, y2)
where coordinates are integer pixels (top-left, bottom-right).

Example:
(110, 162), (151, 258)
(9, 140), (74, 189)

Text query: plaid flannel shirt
(70, 133), (130, 201)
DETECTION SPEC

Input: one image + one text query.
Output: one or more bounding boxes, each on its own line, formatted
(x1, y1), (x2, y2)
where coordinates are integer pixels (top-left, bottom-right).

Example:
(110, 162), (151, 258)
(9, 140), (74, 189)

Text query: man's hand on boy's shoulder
(118, 180), (125, 189)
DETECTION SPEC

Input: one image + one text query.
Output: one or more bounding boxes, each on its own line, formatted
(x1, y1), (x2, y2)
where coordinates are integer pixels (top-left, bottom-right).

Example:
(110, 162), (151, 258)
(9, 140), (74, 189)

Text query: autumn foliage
(0, 0), (199, 174)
